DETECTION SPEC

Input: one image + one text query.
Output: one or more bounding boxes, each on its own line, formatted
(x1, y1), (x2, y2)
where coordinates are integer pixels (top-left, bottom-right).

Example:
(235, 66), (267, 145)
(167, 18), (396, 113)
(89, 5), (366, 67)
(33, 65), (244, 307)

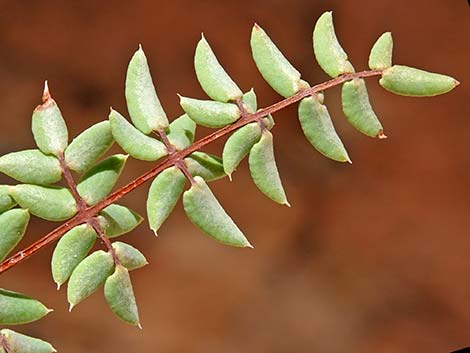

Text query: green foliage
(194, 35), (242, 102)
(67, 250), (114, 309)
(0, 209), (30, 261)
(126, 46), (169, 133)
(64, 121), (114, 174)
(179, 97), (240, 128)
(369, 32), (393, 70)
(0, 289), (51, 325)
(76, 154), (127, 205)
(380, 65), (458, 96)
(313, 11), (355, 77)
(112, 242), (148, 271)
(249, 130), (289, 206)
(10, 185), (77, 221)
(51, 224), (97, 289)
(342, 78), (384, 138)
(298, 95), (350, 162)
(0, 10), (460, 351)
(0, 150), (62, 185)
(104, 265), (140, 327)
(147, 166), (186, 234)
(183, 176), (252, 247)
(1, 329), (56, 353)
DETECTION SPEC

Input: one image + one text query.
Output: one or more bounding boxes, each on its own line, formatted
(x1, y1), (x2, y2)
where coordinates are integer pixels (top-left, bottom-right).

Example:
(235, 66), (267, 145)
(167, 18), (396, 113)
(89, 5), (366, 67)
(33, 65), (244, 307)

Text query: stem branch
(0, 69), (382, 275)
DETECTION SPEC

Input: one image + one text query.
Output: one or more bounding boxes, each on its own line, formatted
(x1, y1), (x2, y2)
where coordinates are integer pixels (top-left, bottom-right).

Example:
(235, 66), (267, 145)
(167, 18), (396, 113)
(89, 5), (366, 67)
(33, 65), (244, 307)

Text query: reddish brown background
(0, 1), (469, 352)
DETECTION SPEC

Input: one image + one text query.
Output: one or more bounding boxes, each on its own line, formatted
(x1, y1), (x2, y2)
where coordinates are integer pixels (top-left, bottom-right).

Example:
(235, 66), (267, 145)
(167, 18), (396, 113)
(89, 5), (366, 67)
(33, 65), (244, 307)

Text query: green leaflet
(10, 185), (77, 221)
(0, 149), (62, 185)
(126, 46), (169, 133)
(77, 154), (127, 205)
(369, 32), (393, 70)
(183, 176), (252, 248)
(31, 84), (68, 156)
(0, 289), (51, 325)
(298, 95), (350, 162)
(104, 265), (140, 327)
(185, 152), (226, 182)
(0, 185), (16, 213)
(313, 12), (355, 78)
(379, 65), (459, 97)
(109, 109), (167, 161)
(342, 78), (384, 138)
(51, 224), (97, 289)
(242, 89), (257, 113)
(67, 250), (114, 309)
(0, 209), (30, 262)
(112, 242), (148, 271)
(194, 35), (242, 102)
(65, 121), (114, 174)
(167, 114), (197, 151)
(249, 130), (289, 205)
(250, 24), (305, 97)
(250, 24), (308, 98)
(1, 329), (56, 353)
(99, 204), (143, 238)
(222, 122), (262, 178)
(179, 96), (240, 128)
(146, 167), (186, 234)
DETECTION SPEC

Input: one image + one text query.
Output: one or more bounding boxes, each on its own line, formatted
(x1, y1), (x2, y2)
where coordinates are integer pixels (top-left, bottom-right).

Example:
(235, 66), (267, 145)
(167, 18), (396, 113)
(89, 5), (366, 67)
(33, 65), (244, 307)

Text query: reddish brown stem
(58, 154), (87, 212)
(0, 70), (382, 275)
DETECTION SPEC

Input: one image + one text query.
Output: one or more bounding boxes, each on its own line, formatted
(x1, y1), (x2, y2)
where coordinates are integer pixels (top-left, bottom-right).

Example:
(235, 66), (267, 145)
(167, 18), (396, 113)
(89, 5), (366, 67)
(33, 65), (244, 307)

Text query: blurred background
(0, 0), (469, 352)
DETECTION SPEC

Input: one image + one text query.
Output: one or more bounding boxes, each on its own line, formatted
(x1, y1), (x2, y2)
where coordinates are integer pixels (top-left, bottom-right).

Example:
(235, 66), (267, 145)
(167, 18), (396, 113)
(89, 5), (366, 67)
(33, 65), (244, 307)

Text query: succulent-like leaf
(10, 185), (77, 221)
(65, 121), (114, 174)
(77, 154), (127, 205)
(109, 109), (167, 161)
(0, 289), (51, 325)
(249, 130), (289, 205)
(1, 329), (55, 353)
(222, 122), (262, 178)
(0, 149), (62, 185)
(183, 176), (252, 248)
(368, 32), (393, 70)
(241, 89), (257, 113)
(342, 78), (384, 138)
(313, 11), (355, 78)
(31, 84), (68, 156)
(98, 204), (143, 238)
(251, 24), (308, 97)
(0, 209), (30, 262)
(194, 35), (242, 102)
(126, 46), (169, 133)
(104, 265), (140, 326)
(146, 166), (186, 234)
(298, 95), (350, 162)
(179, 96), (240, 128)
(67, 250), (114, 309)
(379, 65), (459, 97)
(185, 152), (225, 182)
(112, 242), (148, 271)
(0, 185), (16, 213)
(1, 329), (56, 353)
(166, 114), (197, 151)
(51, 224), (97, 288)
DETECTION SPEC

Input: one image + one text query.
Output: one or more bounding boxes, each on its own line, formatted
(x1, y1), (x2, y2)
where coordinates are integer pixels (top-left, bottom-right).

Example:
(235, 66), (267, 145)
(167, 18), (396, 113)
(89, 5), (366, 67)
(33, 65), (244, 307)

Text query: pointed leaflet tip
(152, 229), (159, 237)
(284, 201), (291, 208)
(42, 80), (51, 103)
(56, 282), (61, 290)
(138, 323), (143, 330)
(377, 130), (388, 139)
(227, 173), (232, 182)
(454, 79), (460, 87)
(68, 303), (75, 312)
